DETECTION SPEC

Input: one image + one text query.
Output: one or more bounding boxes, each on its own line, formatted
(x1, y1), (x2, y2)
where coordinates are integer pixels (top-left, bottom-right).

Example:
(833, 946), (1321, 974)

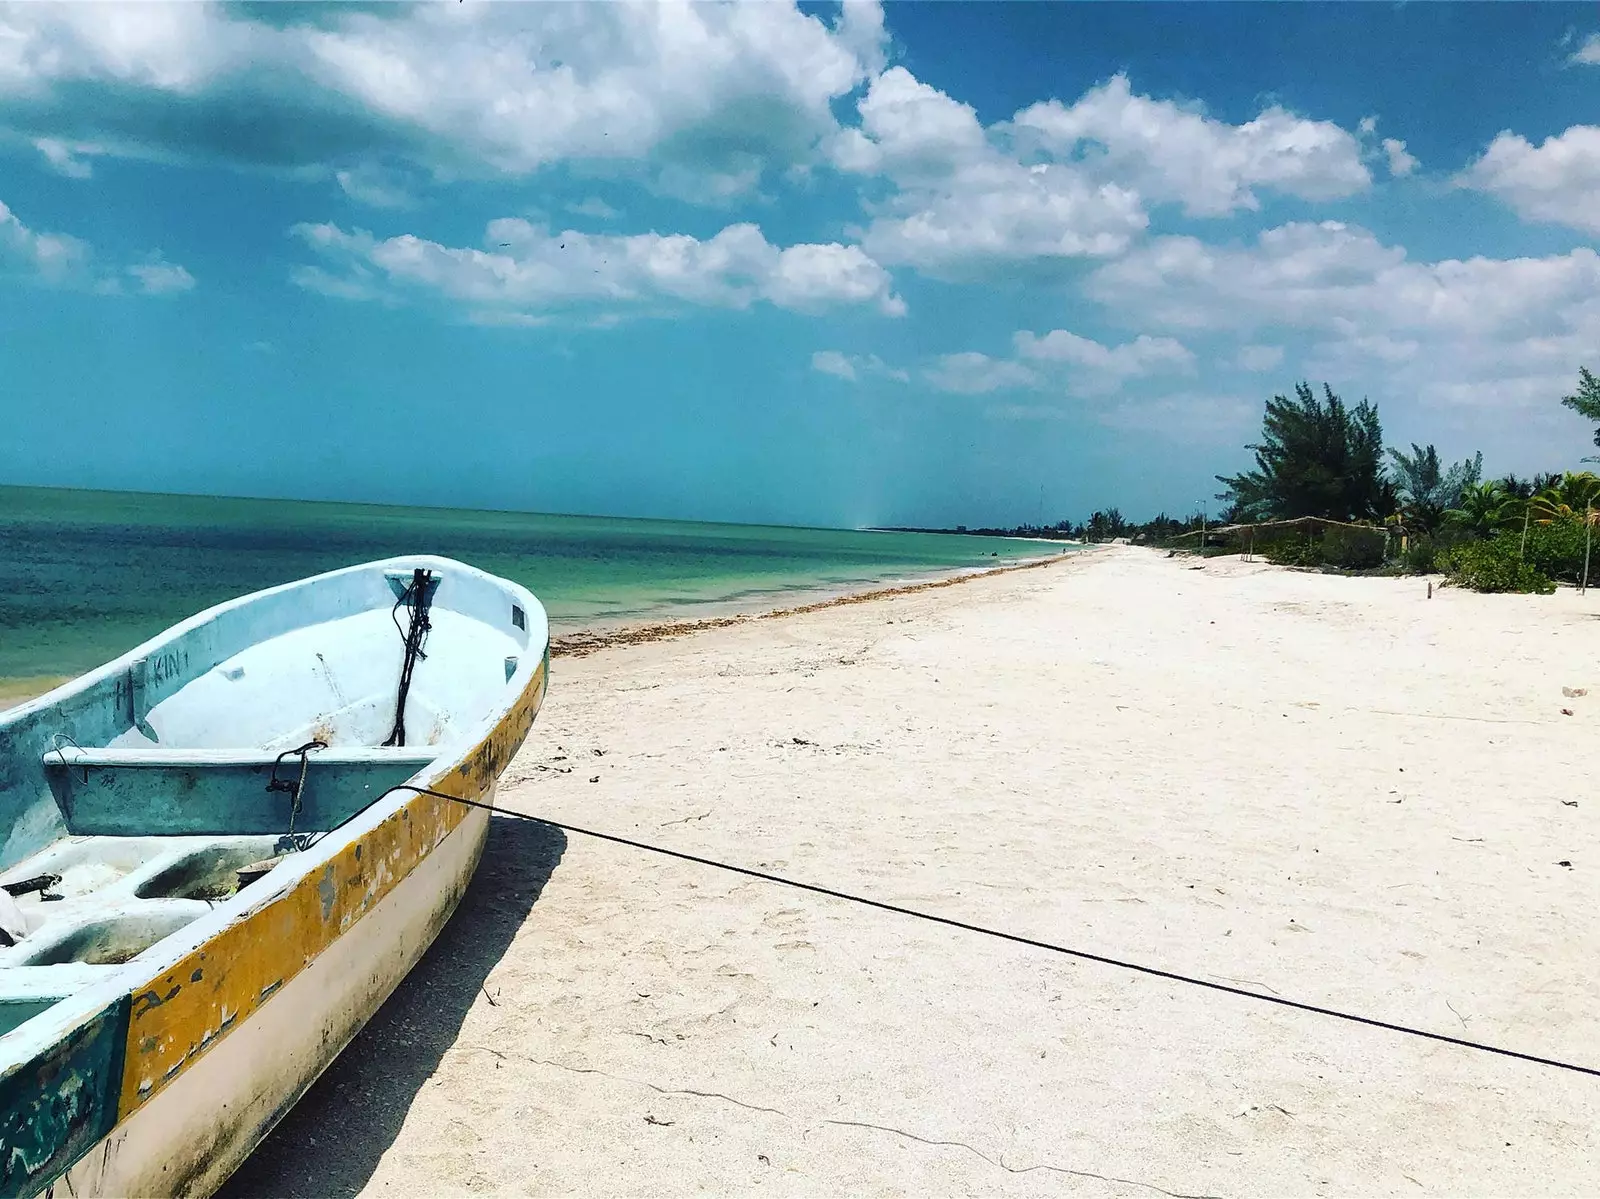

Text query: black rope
(381, 784), (1600, 1081)
(383, 568), (434, 748)
(267, 739), (327, 852)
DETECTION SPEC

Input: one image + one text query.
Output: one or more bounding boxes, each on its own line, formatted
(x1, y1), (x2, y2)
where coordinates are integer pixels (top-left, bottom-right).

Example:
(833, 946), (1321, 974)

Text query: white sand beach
(224, 546), (1600, 1197)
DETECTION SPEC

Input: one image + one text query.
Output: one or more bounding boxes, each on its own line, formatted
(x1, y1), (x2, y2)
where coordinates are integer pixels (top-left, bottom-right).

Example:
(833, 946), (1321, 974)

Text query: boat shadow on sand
(218, 815), (567, 1199)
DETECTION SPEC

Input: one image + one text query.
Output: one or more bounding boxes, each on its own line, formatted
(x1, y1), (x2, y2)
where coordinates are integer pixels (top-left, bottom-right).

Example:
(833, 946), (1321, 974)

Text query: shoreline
(0, 549), (1083, 710)
(548, 548), (1084, 658)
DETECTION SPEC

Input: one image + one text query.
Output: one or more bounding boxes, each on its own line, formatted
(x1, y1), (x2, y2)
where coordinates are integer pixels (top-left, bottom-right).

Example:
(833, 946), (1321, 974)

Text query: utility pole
(1585, 503), (1594, 595)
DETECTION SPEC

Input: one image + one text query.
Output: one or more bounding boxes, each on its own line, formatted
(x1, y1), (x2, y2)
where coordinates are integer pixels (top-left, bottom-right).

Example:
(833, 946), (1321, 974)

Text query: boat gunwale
(46, 745), (441, 768)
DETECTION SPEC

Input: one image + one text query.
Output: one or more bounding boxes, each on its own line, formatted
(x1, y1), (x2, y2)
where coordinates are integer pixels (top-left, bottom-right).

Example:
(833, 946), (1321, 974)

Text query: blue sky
(1, 1), (1598, 528)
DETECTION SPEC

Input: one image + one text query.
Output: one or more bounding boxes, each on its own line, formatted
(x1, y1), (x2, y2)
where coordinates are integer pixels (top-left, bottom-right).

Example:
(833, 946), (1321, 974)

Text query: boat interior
(0, 561), (537, 1037)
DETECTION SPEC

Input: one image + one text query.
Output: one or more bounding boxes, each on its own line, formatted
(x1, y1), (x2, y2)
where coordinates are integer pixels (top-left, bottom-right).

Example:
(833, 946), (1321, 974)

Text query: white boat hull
(56, 803), (491, 1198)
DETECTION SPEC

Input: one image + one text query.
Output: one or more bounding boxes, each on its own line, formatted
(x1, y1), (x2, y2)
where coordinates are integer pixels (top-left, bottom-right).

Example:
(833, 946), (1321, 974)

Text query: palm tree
(1498, 471), (1563, 500)
(1389, 443), (1482, 535)
(1446, 480), (1519, 537)
(1530, 472), (1600, 525)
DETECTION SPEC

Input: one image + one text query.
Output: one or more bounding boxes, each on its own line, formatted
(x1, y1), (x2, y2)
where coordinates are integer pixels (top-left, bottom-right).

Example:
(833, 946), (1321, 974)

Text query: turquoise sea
(0, 486), (1061, 689)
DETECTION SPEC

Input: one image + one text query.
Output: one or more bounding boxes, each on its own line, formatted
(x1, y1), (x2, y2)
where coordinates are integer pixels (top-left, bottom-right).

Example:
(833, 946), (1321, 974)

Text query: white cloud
(291, 218), (904, 319)
(812, 350), (858, 381)
(1, 197), (194, 296)
(33, 137), (97, 179)
(1570, 32), (1600, 65)
(985, 403), (1070, 422)
(838, 67), (1148, 273)
(924, 351), (1040, 395)
(1383, 138), (1418, 178)
(1459, 125), (1600, 233)
(924, 328), (1192, 404)
(833, 65), (1369, 277)
(1012, 328), (1194, 394)
(335, 164), (415, 209)
(126, 260), (196, 296)
(1098, 393), (1258, 439)
(0, 2), (887, 201)
(568, 197), (620, 221)
(1236, 344), (1285, 373)
(1105, 222), (1600, 341)
(1010, 74), (1371, 216)
(811, 349), (908, 383)
(465, 309), (551, 329)
(833, 65), (988, 176)
(1086, 220), (1600, 419)
(0, 198), (90, 282)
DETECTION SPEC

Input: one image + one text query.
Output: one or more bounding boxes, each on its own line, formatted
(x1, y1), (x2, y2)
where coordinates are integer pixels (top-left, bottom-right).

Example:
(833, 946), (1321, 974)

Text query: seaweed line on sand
(549, 551), (1088, 660)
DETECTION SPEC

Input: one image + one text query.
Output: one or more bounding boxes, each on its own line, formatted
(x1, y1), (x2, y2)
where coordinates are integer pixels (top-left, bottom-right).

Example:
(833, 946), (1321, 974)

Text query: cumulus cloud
(812, 350), (857, 380)
(1570, 32), (1600, 65)
(1383, 138), (1418, 177)
(1011, 74), (1371, 216)
(832, 65), (1371, 277)
(0, 198), (90, 282)
(1098, 393), (1259, 439)
(291, 218), (904, 319)
(1459, 125), (1600, 233)
(811, 349), (908, 383)
(126, 259), (196, 296)
(335, 163), (415, 209)
(924, 352), (1040, 395)
(1, 197), (194, 295)
(1236, 344), (1285, 373)
(925, 328), (1193, 401)
(568, 197), (620, 221)
(925, 328), (1193, 400)
(1086, 220), (1600, 415)
(0, 1), (887, 201)
(33, 137), (97, 179)
(1012, 328), (1195, 395)
(838, 67), (1146, 273)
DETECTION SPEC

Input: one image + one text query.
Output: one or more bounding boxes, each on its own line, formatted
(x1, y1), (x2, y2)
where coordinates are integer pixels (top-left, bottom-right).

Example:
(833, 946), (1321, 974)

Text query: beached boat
(0, 556), (549, 1198)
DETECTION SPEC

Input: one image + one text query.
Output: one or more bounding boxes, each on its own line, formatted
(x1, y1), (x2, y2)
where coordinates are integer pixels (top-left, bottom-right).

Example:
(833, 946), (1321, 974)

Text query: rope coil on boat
(383, 568), (435, 748)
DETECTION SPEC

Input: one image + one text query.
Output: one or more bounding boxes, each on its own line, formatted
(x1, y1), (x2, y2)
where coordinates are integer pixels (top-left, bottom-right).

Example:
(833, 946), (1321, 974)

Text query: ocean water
(0, 486), (1063, 686)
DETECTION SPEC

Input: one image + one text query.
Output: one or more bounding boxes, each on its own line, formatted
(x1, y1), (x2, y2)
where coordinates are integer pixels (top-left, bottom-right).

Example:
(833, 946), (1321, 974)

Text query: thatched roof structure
(1175, 516), (1386, 541)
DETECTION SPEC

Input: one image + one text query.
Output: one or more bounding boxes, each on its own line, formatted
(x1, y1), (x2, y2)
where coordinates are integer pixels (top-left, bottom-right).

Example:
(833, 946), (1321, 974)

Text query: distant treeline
(907, 367), (1600, 593)
(877, 509), (1207, 543)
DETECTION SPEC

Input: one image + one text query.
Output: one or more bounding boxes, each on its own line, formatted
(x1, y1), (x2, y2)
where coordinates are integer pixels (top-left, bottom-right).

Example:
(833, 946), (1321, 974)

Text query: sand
(217, 545), (1600, 1197)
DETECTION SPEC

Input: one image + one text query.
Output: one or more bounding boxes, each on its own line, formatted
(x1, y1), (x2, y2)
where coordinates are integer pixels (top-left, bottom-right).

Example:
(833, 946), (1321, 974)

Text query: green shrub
(1261, 526), (1385, 570)
(1397, 528), (1472, 575)
(1523, 517), (1591, 586)
(1440, 538), (1555, 594)
(1400, 535), (1438, 573)
(1321, 525), (1386, 569)
(1263, 535), (1322, 567)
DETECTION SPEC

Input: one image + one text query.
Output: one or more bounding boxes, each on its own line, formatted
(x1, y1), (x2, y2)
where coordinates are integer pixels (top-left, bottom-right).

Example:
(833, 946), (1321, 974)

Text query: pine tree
(1216, 382), (1392, 522)
(1560, 366), (1600, 453)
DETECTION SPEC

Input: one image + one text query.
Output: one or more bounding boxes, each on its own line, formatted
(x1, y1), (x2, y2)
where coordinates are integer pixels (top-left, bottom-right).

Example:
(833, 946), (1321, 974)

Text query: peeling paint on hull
(63, 804), (492, 1198)
(117, 659), (545, 1121)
